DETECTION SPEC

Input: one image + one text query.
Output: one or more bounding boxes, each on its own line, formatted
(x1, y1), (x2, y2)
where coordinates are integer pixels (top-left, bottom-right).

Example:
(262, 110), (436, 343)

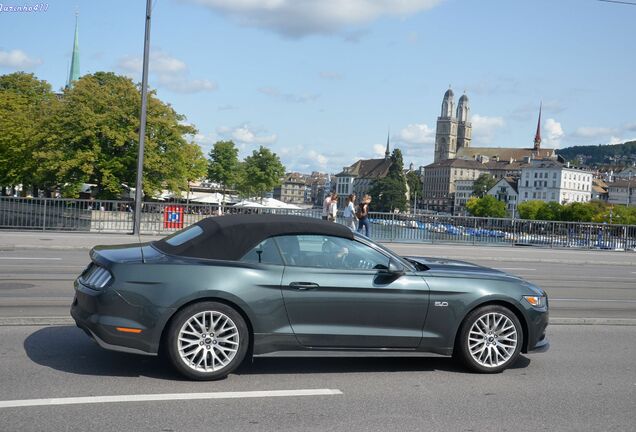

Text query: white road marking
(0, 257), (62, 261)
(0, 389), (343, 409)
(495, 268), (536, 271)
(550, 298), (636, 303)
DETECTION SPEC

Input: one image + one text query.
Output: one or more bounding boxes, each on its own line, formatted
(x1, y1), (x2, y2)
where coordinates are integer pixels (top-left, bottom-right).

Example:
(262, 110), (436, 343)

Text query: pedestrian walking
(343, 193), (357, 231)
(356, 194), (372, 237)
(328, 192), (338, 222)
(321, 192), (332, 220)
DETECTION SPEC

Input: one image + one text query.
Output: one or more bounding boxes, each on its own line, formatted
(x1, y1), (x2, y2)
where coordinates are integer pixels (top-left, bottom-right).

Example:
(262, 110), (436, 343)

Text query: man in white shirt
(321, 193), (332, 220)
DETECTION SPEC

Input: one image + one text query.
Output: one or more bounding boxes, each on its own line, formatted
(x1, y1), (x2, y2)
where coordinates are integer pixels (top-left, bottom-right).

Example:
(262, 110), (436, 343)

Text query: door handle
(289, 282), (320, 290)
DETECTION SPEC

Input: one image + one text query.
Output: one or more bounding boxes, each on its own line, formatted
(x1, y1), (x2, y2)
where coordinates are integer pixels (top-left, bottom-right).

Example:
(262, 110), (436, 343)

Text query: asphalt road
(0, 242), (634, 320)
(0, 324), (634, 431)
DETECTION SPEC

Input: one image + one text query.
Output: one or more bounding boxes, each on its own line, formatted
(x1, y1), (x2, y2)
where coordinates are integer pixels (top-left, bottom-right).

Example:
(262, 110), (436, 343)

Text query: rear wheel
(456, 305), (523, 373)
(166, 301), (249, 380)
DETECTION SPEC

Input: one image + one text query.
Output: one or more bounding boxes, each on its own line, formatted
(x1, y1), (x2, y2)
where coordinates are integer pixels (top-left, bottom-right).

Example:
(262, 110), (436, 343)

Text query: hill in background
(556, 141), (636, 167)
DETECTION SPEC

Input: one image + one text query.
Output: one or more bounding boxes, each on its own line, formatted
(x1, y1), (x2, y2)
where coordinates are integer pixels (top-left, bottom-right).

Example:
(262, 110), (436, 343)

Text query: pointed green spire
(67, 13), (80, 88)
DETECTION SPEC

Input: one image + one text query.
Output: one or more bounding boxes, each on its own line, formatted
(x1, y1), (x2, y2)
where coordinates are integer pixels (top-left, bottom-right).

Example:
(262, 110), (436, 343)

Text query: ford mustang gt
(71, 214), (549, 380)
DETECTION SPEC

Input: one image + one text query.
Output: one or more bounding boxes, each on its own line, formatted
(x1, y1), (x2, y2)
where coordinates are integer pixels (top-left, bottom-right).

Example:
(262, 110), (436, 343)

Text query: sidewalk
(0, 231), (162, 251)
(1, 230), (635, 266)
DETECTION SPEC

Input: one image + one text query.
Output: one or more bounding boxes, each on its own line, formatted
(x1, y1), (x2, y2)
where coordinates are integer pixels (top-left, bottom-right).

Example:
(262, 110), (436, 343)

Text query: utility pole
(133, 0), (152, 235)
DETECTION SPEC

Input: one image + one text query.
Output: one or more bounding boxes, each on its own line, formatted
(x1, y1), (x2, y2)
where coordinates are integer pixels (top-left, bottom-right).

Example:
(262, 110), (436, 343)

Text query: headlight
(523, 295), (546, 308)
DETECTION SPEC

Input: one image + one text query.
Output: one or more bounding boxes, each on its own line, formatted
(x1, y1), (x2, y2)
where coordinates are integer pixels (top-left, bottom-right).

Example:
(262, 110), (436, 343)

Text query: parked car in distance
(71, 214), (549, 380)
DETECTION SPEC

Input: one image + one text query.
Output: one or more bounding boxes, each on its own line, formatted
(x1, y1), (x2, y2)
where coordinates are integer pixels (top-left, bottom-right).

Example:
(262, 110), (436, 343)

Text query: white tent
(190, 193), (231, 204)
(233, 200), (265, 208)
(260, 198), (301, 209)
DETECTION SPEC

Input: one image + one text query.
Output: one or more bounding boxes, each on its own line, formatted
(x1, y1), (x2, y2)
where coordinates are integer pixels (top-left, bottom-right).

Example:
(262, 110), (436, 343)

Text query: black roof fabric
(153, 214), (354, 261)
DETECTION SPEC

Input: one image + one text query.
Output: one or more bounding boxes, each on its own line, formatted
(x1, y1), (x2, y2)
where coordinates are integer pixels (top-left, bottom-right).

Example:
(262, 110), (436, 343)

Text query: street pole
(133, 0), (152, 235)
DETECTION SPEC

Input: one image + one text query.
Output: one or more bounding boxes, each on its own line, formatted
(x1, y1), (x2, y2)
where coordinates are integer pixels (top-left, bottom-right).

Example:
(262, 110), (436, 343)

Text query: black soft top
(153, 214), (354, 261)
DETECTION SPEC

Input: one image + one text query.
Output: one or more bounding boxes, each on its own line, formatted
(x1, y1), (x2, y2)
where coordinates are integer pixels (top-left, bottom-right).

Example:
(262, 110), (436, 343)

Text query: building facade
(607, 180), (635, 206)
(487, 177), (519, 216)
(517, 160), (593, 204)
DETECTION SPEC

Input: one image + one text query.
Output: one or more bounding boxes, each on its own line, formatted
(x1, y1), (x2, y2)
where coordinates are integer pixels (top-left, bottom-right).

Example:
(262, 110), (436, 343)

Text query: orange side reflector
(115, 327), (142, 334)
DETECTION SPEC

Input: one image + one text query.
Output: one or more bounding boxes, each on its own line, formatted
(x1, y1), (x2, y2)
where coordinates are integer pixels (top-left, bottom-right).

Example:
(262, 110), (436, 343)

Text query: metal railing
(1, 197), (635, 251)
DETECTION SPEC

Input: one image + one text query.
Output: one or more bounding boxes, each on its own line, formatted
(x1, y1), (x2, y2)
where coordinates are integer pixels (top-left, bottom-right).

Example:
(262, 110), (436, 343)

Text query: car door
(276, 234), (429, 349)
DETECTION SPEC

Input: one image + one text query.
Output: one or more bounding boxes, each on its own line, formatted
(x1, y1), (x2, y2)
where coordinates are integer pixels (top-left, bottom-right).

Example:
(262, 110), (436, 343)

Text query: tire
(455, 304), (523, 373)
(166, 301), (249, 380)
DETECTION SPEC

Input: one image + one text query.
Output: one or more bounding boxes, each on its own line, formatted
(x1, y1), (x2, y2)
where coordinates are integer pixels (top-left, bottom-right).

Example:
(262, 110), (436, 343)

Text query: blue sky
(1, 0), (635, 173)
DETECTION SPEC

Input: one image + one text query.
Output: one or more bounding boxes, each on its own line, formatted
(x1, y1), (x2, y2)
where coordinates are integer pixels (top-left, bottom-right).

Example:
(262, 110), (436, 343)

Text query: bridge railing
(1, 197), (634, 251)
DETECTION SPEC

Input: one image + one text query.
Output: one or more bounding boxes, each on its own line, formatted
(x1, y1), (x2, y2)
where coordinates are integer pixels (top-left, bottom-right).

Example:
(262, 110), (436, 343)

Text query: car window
(240, 238), (284, 266)
(274, 235), (390, 270)
(164, 225), (203, 246)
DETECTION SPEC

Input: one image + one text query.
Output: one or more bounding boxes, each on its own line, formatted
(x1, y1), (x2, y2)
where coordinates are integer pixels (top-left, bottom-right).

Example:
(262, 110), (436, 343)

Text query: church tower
(66, 13), (80, 88)
(456, 92), (471, 151)
(434, 87), (458, 162)
(533, 102), (542, 151)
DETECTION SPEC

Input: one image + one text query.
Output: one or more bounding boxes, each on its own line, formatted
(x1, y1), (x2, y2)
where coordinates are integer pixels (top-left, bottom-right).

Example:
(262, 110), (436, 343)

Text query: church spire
(67, 13), (80, 88)
(385, 130), (390, 159)
(533, 102), (542, 151)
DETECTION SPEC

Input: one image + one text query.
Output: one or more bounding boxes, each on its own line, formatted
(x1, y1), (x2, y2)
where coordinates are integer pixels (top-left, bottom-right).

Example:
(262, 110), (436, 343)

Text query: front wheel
(166, 301), (249, 380)
(455, 305), (523, 373)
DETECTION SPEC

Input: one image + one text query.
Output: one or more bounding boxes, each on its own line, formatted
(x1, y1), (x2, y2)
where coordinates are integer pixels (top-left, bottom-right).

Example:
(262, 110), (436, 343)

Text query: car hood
(404, 256), (523, 282)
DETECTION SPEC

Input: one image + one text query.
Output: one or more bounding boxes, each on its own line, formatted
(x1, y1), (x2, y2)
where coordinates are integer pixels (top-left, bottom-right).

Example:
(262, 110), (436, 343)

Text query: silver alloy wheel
(177, 311), (240, 373)
(467, 312), (518, 368)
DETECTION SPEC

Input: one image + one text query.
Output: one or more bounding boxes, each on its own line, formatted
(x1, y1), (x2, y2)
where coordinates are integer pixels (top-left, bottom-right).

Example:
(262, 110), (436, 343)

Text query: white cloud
(158, 77), (217, 93)
(118, 50), (217, 94)
(0, 49), (41, 69)
(471, 114), (505, 145)
(216, 123), (277, 146)
(397, 123), (435, 145)
(186, 0), (443, 38)
(543, 118), (564, 148)
(258, 86), (319, 103)
(572, 126), (616, 139)
(372, 144), (386, 157)
(278, 145), (338, 171)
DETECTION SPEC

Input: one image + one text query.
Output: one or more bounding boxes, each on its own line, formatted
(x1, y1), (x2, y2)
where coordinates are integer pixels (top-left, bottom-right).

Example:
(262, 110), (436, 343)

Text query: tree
(207, 140), (240, 201)
(465, 195), (507, 218)
(561, 202), (595, 222)
(181, 142), (208, 203)
(237, 146), (285, 199)
(406, 171), (423, 203)
(517, 200), (545, 220)
(472, 173), (497, 197)
(0, 72), (59, 195)
(536, 201), (563, 221)
(369, 148), (408, 212)
(35, 72), (198, 198)
(369, 176), (408, 212)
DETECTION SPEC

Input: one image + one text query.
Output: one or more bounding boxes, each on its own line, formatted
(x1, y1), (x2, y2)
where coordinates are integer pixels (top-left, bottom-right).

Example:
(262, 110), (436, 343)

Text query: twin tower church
(434, 88), (472, 162)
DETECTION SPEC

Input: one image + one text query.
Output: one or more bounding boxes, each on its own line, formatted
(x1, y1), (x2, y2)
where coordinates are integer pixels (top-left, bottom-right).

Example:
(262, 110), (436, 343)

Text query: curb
(1, 316), (635, 326)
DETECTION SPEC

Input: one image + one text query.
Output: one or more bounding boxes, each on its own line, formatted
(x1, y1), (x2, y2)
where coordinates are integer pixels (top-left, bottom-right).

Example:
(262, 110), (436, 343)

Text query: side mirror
(379, 258), (405, 276)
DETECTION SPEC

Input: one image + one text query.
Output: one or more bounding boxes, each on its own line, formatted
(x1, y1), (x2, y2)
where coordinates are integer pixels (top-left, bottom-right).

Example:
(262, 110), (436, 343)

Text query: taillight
(80, 263), (113, 289)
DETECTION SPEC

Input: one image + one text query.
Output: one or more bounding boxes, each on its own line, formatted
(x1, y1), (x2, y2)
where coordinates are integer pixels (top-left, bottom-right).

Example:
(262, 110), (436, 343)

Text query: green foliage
(208, 141), (240, 191)
(0, 72), (59, 194)
(237, 146), (285, 198)
(466, 195), (507, 218)
(472, 174), (497, 197)
(369, 148), (408, 212)
(536, 201), (563, 221)
(34, 72), (199, 198)
(406, 171), (423, 198)
(556, 141), (636, 166)
(369, 176), (408, 212)
(517, 200), (545, 220)
(514, 199), (636, 224)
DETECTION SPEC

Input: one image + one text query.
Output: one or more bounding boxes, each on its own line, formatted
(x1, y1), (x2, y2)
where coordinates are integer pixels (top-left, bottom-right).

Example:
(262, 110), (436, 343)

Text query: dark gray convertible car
(71, 214), (549, 380)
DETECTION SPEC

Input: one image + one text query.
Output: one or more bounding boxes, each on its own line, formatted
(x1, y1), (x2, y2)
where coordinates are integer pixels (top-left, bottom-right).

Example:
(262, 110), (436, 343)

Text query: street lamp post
(133, 0), (153, 236)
